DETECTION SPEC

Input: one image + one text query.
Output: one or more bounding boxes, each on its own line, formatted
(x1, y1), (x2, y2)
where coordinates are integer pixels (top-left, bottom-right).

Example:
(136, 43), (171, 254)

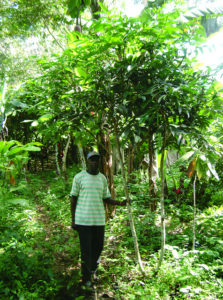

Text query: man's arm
(103, 197), (127, 206)
(70, 195), (78, 229)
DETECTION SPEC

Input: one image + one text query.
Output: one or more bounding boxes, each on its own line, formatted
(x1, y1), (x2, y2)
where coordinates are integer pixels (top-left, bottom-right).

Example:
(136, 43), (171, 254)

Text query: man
(70, 151), (126, 287)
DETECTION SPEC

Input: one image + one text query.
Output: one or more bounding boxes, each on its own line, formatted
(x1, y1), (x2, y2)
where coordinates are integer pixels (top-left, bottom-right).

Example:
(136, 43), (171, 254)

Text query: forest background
(0, 0), (223, 299)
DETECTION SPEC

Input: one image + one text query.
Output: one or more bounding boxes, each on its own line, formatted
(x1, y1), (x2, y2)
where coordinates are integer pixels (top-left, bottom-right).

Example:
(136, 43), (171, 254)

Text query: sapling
(62, 134), (71, 180)
(156, 120), (167, 272)
(55, 143), (61, 176)
(114, 122), (145, 275)
(192, 175), (197, 251)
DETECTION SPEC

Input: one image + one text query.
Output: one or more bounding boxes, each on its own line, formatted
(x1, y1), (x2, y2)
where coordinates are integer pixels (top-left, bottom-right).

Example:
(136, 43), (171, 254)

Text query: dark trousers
(76, 225), (105, 282)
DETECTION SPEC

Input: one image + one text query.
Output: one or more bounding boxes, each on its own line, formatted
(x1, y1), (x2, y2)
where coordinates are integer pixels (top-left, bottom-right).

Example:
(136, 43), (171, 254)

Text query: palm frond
(181, 3), (223, 22)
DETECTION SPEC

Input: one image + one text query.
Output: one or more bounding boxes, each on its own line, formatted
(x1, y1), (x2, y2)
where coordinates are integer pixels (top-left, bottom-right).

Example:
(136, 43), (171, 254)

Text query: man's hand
(103, 197), (129, 206)
(120, 199), (128, 206)
(71, 196), (78, 231)
(71, 223), (77, 231)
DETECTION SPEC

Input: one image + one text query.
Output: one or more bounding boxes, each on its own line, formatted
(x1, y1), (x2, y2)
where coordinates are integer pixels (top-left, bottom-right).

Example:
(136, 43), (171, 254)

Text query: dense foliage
(0, 167), (222, 299)
(1, 0), (223, 299)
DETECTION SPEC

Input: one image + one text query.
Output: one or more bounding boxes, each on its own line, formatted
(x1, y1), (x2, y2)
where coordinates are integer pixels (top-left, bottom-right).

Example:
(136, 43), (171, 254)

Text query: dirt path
(33, 193), (116, 299)
(36, 204), (78, 272)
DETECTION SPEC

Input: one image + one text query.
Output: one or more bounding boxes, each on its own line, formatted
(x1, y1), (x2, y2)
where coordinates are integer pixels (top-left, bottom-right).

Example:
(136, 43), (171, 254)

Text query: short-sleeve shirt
(70, 170), (111, 226)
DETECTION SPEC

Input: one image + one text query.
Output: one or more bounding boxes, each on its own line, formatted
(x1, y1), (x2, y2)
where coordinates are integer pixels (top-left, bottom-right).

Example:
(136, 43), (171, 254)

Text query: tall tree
(5, 1), (222, 272)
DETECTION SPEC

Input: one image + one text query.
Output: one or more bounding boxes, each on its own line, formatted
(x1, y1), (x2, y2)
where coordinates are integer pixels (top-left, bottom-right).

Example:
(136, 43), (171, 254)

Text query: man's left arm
(103, 197), (127, 206)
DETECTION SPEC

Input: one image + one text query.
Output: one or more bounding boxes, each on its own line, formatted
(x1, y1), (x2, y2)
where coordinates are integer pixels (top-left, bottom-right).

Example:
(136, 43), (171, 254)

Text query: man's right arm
(70, 195), (78, 230)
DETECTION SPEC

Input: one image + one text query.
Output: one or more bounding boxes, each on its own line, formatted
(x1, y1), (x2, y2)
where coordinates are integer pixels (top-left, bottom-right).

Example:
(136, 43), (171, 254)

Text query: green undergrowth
(0, 167), (222, 299)
(0, 169), (80, 299)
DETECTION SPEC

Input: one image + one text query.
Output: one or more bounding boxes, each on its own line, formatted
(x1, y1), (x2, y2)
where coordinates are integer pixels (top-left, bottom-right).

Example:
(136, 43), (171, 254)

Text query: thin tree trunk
(1, 79), (8, 140)
(98, 129), (115, 198)
(127, 143), (135, 184)
(98, 128), (116, 218)
(78, 144), (86, 169)
(55, 143), (61, 176)
(192, 175), (197, 251)
(114, 124), (145, 275)
(62, 134), (71, 179)
(90, 0), (103, 19)
(148, 132), (157, 211)
(156, 125), (167, 272)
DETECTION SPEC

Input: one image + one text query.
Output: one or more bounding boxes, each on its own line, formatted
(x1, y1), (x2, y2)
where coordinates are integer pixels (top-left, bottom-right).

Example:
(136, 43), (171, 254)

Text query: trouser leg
(77, 225), (92, 282)
(76, 225), (105, 282)
(91, 226), (105, 272)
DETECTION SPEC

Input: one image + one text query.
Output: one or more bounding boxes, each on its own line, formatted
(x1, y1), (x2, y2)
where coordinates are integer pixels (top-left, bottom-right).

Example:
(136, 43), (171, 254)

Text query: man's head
(86, 151), (100, 175)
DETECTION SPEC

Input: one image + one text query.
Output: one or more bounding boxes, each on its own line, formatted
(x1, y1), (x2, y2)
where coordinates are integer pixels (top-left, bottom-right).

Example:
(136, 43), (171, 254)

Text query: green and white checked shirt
(70, 170), (111, 226)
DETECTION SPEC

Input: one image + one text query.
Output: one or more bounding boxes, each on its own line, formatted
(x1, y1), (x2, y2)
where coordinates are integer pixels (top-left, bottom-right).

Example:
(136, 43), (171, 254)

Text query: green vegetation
(0, 167), (222, 299)
(1, 0), (223, 299)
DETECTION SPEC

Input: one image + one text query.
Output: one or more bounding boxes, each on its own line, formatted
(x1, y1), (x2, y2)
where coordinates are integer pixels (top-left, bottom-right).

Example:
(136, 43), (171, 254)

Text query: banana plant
(178, 0), (223, 37)
(182, 2), (223, 22)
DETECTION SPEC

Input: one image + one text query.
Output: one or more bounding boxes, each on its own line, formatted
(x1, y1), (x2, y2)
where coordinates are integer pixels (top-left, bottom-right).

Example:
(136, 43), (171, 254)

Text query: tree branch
(44, 21), (65, 51)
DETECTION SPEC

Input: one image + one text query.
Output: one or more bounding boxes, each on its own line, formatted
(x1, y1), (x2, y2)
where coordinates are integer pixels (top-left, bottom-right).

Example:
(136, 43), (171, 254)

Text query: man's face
(87, 155), (100, 174)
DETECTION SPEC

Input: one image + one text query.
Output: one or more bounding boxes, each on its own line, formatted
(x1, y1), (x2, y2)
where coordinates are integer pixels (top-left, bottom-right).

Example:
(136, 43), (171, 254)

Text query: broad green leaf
(21, 120), (33, 123)
(196, 159), (205, 180)
(158, 95), (166, 103)
(7, 147), (24, 156)
(0, 141), (6, 153)
(9, 100), (29, 108)
(199, 154), (206, 161)
(26, 142), (43, 146)
(207, 161), (219, 180)
(31, 121), (39, 127)
(10, 185), (27, 192)
(180, 151), (195, 161)
(23, 146), (41, 152)
(75, 67), (87, 79)
(98, 1), (109, 13)
(38, 114), (54, 122)
(0, 141), (19, 154)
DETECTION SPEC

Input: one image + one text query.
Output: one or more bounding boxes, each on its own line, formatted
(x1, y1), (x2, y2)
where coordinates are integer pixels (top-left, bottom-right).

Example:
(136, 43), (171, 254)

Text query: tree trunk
(62, 134), (71, 180)
(78, 144), (86, 170)
(148, 132), (158, 211)
(68, 138), (79, 165)
(192, 175), (197, 251)
(98, 130), (115, 198)
(112, 145), (123, 175)
(114, 124), (145, 275)
(127, 143), (135, 184)
(90, 0), (103, 20)
(1, 79), (8, 141)
(55, 143), (61, 176)
(98, 128), (116, 218)
(156, 125), (167, 272)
